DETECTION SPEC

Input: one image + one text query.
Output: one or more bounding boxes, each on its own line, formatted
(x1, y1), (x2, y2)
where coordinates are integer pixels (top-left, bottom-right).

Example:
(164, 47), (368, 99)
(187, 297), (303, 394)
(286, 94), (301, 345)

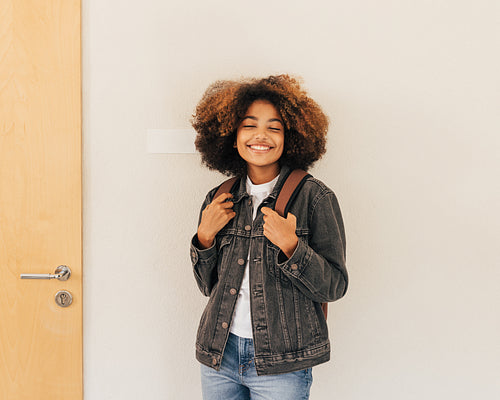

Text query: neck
(247, 164), (280, 185)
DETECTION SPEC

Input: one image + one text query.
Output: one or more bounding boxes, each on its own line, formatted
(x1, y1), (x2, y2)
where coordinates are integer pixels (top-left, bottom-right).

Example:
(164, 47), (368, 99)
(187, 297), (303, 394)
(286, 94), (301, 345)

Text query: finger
(262, 228), (275, 244)
(224, 211), (236, 222)
(213, 192), (233, 204)
(262, 222), (275, 236)
(220, 201), (234, 209)
(261, 207), (277, 216)
(262, 214), (274, 224)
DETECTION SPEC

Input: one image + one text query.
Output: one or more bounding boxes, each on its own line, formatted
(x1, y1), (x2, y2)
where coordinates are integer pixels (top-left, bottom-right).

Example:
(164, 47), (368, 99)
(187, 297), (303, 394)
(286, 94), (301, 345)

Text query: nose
(254, 126), (268, 140)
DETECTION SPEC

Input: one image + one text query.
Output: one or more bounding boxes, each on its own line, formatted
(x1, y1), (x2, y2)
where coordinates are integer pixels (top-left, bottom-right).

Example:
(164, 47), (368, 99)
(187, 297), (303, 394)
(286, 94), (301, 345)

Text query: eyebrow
(242, 116), (284, 125)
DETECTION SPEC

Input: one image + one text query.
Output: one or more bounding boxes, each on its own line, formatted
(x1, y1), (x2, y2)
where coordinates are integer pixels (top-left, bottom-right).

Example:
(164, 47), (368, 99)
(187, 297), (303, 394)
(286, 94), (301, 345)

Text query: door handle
(20, 265), (71, 281)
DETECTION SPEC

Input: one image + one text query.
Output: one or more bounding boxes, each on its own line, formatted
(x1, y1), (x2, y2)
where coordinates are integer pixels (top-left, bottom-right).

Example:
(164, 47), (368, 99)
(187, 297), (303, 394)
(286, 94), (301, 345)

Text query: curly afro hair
(191, 74), (329, 176)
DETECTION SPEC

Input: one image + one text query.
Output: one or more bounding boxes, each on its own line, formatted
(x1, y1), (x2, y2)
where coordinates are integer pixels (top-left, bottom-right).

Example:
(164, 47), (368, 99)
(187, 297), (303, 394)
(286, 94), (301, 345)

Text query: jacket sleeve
(276, 190), (348, 303)
(189, 190), (219, 296)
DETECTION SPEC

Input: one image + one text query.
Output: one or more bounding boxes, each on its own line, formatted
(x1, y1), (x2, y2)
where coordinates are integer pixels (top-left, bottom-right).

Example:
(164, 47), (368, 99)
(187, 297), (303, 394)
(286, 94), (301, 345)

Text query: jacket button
(238, 258), (245, 266)
(230, 288), (237, 295)
(291, 264), (298, 271)
(212, 357), (217, 366)
(222, 322), (229, 329)
(244, 225), (251, 231)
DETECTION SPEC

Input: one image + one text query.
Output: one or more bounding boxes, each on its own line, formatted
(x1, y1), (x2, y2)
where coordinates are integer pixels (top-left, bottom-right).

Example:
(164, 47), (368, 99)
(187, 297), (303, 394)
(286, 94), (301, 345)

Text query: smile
(248, 144), (273, 151)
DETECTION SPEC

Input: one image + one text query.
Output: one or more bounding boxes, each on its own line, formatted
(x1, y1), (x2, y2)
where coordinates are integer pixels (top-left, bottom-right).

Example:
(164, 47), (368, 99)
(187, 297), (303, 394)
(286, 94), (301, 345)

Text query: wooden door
(0, 1), (82, 399)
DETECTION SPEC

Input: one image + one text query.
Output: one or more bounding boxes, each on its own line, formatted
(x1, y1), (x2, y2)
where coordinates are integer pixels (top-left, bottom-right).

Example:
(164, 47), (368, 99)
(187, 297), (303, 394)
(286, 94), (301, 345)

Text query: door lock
(55, 290), (73, 307)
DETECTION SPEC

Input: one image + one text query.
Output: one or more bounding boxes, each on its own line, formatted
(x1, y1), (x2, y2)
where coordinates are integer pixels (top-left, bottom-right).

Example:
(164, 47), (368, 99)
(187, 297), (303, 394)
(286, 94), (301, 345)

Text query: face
(235, 100), (285, 179)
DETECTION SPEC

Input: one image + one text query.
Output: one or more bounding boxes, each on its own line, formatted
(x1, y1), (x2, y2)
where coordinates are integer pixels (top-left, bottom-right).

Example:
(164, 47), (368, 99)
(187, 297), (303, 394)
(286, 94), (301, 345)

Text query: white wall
(82, 1), (500, 399)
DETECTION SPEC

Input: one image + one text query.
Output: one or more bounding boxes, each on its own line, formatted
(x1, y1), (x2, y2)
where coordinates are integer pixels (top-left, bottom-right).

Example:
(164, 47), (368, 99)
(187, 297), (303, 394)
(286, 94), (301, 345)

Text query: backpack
(213, 169), (329, 319)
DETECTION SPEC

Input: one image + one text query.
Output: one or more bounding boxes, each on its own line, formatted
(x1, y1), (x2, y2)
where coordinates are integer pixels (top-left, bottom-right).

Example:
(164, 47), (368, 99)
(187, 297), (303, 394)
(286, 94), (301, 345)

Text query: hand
(261, 207), (298, 258)
(197, 193), (236, 249)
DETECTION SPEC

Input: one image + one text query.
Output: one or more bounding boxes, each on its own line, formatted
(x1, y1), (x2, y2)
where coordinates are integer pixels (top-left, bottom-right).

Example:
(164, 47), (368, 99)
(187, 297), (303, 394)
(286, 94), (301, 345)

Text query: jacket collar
(232, 165), (293, 203)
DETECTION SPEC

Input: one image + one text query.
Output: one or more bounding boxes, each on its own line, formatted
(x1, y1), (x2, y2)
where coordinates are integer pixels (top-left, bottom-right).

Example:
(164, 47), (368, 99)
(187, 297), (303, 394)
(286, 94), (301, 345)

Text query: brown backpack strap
(274, 169), (310, 217)
(213, 176), (239, 200)
(321, 302), (328, 319)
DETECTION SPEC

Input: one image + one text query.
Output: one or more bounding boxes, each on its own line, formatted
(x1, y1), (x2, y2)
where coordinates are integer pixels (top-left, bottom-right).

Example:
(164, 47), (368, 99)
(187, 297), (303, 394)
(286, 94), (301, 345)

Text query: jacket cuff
(277, 239), (310, 277)
(190, 234), (217, 265)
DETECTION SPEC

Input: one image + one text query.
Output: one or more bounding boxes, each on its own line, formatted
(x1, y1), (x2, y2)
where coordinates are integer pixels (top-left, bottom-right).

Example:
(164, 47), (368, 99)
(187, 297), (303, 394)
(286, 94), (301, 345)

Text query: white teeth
(249, 145), (271, 150)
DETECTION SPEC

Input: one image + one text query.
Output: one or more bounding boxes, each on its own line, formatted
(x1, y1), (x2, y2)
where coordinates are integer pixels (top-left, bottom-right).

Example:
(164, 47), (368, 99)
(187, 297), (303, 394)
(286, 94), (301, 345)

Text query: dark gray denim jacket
(190, 165), (348, 375)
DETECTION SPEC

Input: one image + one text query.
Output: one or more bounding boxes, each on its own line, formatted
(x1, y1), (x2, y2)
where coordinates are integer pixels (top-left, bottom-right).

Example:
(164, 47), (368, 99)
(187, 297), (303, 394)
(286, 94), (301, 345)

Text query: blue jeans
(200, 333), (313, 400)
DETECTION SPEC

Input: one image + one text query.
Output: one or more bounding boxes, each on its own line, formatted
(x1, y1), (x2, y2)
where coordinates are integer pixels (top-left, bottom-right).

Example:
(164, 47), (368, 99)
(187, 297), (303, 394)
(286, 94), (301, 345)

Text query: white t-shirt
(230, 174), (279, 338)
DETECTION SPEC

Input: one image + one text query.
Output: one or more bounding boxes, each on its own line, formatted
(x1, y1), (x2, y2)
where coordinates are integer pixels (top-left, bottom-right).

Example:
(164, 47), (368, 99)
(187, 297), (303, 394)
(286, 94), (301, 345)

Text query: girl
(190, 75), (348, 400)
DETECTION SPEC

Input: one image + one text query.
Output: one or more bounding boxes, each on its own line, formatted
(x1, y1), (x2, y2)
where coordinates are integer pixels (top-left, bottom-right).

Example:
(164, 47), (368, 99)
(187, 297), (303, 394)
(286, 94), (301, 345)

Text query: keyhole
(55, 291), (72, 307)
